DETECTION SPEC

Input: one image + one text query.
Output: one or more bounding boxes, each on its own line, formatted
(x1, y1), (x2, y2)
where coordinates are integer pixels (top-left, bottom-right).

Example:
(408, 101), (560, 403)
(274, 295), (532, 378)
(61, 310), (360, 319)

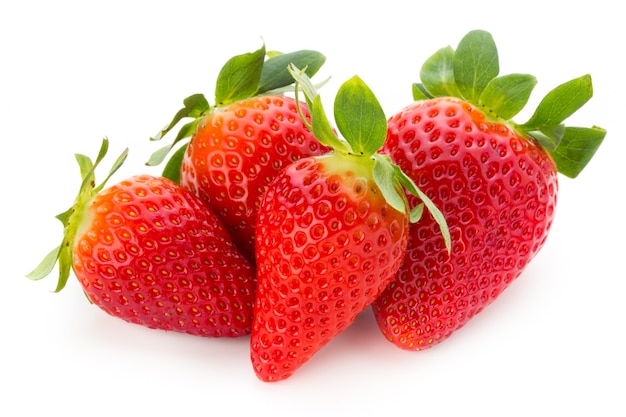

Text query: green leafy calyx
(26, 138), (128, 292)
(289, 65), (451, 252)
(413, 29), (606, 178)
(146, 45), (327, 181)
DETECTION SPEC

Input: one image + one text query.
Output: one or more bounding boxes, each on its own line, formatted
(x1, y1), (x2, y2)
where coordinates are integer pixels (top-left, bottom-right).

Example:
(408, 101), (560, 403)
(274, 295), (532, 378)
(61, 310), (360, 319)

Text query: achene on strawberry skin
(28, 139), (256, 338)
(372, 30), (605, 350)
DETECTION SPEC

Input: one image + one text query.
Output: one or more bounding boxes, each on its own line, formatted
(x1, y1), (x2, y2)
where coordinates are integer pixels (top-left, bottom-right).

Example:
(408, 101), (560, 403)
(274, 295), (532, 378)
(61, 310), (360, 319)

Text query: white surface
(2, 1), (624, 416)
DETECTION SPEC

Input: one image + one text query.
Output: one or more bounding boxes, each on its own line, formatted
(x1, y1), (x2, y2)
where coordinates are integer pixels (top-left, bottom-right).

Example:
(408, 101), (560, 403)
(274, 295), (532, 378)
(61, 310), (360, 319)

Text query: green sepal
(479, 74), (537, 120)
(521, 74), (593, 131)
(26, 138), (128, 293)
(453, 29), (499, 103)
(412, 30), (606, 178)
(549, 126), (606, 178)
(393, 164), (451, 253)
(288, 63), (320, 111)
(258, 50), (326, 94)
(75, 154), (94, 180)
(26, 246), (62, 281)
(290, 67), (452, 253)
(146, 93), (209, 167)
(214, 43), (266, 106)
(372, 154), (407, 214)
(526, 124), (566, 151)
(289, 64), (350, 153)
(334, 75), (387, 157)
(420, 46), (462, 98)
(409, 204), (424, 223)
(147, 117), (203, 167)
(148, 46), (327, 169)
(161, 143), (188, 184)
(150, 94), (210, 142)
(412, 83), (432, 101)
(311, 95), (349, 152)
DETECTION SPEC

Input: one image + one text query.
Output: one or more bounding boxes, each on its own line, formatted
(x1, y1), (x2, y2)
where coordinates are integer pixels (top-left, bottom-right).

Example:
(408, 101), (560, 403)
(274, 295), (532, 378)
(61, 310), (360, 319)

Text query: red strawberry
(250, 68), (449, 382)
(28, 139), (256, 337)
(372, 30), (606, 350)
(148, 45), (330, 261)
(180, 95), (329, 263)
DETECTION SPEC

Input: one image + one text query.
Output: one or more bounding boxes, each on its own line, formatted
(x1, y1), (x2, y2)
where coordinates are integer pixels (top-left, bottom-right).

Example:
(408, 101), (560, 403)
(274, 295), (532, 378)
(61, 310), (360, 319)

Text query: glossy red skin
(180, 95), (330, 262)
(251, 155), (409, 382)
(372, 97), (558, 350)
(72, 175), (256, 337)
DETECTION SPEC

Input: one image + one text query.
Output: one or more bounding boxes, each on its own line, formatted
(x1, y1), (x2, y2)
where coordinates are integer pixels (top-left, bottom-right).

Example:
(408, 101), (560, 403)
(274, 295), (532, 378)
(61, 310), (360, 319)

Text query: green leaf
(521, 74), (593, 130)
(147, 118), (202, 166)
(288, 64), (350, 152)
(453, 29), (499, 103)
(258, 50), (326, 94)
(26, 246), (62, 280)
(97, 147), (129, 193)
(147, 94), (208, 166)
(420, 46), (462, 98)
(333, 75), (387, 156)
(92, 137), (110, 167)
(549, 126), (606, 178)
(479, 74), (537, 120)
(74, 153), (93, 181)
(215, 43), (266, 106)
(310, 95), (349, 151)
(412, 83), (432, 101)
(150, 94), (210, 142)
(527, 124), (565, 151)
(54, 207), (74, 228)
(409, 203), (424, 223)
(162, 143), (188, 184)
(266, 50), (282, 59)
(372, 155), (407, 214)
(77, 138), (109, 199)
(394, 164), (451, 252)
(147, 144), (173, 167)
(55, 244), (72, 293)
(288, 64), (319, 110)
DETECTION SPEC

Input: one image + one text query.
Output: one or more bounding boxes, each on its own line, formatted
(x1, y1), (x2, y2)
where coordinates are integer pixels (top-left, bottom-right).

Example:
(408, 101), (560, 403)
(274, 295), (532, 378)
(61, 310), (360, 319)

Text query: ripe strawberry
(250, 67), (449, 382)
(148, 45), (330, 262)
(28, 139), (256, 337)
(372, 30), (606, 350)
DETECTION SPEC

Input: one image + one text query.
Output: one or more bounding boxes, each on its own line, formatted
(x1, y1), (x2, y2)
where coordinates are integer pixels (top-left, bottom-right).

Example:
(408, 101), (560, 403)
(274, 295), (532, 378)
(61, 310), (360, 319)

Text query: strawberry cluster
(28, 30), (605, 382)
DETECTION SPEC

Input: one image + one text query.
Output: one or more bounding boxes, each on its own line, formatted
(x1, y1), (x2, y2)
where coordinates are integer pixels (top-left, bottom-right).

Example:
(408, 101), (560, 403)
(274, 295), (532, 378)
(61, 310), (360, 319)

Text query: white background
(2, 1), (624, 415)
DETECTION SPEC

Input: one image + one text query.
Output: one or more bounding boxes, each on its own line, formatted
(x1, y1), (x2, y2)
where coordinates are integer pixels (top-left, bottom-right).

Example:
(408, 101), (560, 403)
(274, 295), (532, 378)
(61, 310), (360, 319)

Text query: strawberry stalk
(412, 29), (606, 178)
(289, 65), (451, 251)
(146, 45), (327, 182)
(27, 138), (128, 292)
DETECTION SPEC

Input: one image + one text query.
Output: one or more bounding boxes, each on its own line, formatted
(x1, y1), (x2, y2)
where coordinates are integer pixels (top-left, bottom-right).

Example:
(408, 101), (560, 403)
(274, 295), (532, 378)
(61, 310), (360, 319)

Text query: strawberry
(28, 138), (256, 337)
(372, 30), (606, 350)
(148, 45), (331, 262)
(249, 67), (449, 382)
